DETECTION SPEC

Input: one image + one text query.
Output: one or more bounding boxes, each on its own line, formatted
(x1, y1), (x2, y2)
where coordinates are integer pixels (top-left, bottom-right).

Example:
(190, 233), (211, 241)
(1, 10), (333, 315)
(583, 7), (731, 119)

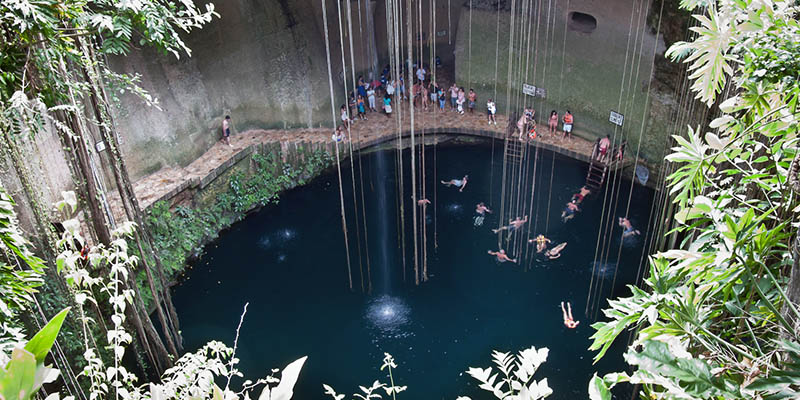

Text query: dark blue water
(172, 139), (654, 399)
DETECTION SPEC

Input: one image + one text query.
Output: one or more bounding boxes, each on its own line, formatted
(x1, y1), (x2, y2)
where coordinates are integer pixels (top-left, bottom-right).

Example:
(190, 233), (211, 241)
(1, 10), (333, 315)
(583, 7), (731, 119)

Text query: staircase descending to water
(504, 138), (525, 165)
(585, 159), (608, 190)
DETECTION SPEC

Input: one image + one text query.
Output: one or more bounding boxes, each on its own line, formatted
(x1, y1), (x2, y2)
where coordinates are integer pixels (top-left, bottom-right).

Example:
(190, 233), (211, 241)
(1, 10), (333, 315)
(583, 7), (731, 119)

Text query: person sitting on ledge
(618, 217), (641, 238)
(488, 249), (517, 263)
(441, 175), (468, 192)
(572, 186), (591, 203)
(493, 215), (528, 233)
(561, 301), (579, 329)
(529, 234), (551, 253)
(545, 242), (567, 260)
(561, 201), (580, 222)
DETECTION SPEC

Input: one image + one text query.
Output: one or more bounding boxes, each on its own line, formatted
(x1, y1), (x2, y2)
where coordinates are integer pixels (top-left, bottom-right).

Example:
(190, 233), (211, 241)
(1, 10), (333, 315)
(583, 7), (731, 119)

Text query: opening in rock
(568, 11), (597, 33)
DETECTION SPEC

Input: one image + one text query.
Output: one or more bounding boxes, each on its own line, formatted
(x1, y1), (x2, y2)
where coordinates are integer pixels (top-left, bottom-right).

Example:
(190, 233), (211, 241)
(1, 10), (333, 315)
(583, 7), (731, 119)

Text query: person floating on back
(493, 215), (528, 234)
(529, 234), (551, 253)
(417, 198), (431, 207)
(222, 115), (232, 147)
(561, 201), (580, 222)
(474, 202), (492, 226)
(488, 249), (517, 263)
(561, 301), (580, 329)
(562, 110), (574, 140)
(441, 175), (468, 192)
(545, 242), (567, 260)
(572, 186), (591, 203)
(618, 217), (641, 238)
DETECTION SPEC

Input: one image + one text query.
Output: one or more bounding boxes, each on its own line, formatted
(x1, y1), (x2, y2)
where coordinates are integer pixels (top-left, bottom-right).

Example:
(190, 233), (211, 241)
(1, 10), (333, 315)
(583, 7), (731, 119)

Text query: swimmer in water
(618, 217), (641, 238)
(474, 202), (492, 226)
(417, 198), (431, 207)
(493, 215), (528, 233)
(441, 175), (469, 192)
(487, 249), (517, 263)
(561, 201), (580, 222)
(561, 301), (579, 329)
(529, 234), (551, 253)
(545, 242), (567, 259)
(571, 186), (591, 203)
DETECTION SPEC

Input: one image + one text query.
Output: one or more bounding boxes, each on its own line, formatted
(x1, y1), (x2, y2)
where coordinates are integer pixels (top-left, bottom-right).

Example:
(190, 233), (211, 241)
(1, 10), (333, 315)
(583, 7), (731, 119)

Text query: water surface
(173, 139), (654, 399)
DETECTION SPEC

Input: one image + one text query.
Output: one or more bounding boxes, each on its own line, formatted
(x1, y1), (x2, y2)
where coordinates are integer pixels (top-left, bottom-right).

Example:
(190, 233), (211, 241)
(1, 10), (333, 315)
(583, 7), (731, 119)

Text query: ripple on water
(364, 295), (413, 341)
(446, 203), (463, 215)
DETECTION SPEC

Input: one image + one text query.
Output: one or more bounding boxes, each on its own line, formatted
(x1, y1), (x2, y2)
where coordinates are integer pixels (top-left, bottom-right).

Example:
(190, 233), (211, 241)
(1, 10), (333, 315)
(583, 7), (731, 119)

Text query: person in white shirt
(487, 99), (497, 125)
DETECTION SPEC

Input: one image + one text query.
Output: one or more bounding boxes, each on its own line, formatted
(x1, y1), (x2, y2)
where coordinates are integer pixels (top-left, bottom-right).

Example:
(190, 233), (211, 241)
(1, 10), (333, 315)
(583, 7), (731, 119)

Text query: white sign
(95, 140), (106, 152)
(609, 110), (624, 127)
(522, 84), (546, 98)
(437, 30), (448, 37)
(522, 84), (537, 96)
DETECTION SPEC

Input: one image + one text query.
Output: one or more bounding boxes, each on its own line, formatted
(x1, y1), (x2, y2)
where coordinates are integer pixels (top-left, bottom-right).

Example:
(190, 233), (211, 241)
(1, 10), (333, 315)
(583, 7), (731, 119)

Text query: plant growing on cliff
(589, 0), (800, 398)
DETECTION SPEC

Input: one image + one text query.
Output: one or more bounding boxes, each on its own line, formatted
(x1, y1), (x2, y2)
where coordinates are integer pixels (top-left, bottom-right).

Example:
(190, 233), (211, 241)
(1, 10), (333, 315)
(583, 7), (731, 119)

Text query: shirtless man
(561, 301), (579, 329)
(488, 249), (517, 263)
(222, 115), (232, 146)
(417, 198), (431, 207)
(618, 217), (641, 238)
(572, 186), (591, 203)
(529, 234), (551, 253)
(441, 175), (468, 192)
(597, 135), (611, 161)
(561, 201), (580, 222)
(545, 242), (567, 259)
(493, 215), (528, 233)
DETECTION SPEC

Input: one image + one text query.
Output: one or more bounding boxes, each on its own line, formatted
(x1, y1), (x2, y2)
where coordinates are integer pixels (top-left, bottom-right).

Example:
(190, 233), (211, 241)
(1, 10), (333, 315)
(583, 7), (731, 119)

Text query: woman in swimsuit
(572, 186), (591, 203)
(548, 110), (558, 136)
(545, 242), (567, 259)
(441, 175), (469, 192)
(561, 301), (579, 329)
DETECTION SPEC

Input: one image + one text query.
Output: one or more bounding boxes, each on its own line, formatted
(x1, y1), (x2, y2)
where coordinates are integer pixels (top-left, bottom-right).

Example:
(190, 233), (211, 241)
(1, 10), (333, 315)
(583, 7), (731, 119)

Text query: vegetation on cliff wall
(146, 150), (333, 283)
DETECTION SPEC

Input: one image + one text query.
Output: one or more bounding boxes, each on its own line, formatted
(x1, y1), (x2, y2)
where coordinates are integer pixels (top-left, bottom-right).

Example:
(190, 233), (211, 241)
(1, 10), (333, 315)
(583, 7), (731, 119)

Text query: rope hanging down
(321, 0), (353, 290)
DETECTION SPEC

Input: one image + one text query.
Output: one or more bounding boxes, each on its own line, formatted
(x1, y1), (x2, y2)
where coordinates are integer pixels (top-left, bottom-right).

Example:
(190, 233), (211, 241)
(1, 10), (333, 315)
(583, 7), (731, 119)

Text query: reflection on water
(591, 261), (617, 279)
(447, 203), (463, 214)
(365, 295), (412, 341)
(259, 228), (298, 249)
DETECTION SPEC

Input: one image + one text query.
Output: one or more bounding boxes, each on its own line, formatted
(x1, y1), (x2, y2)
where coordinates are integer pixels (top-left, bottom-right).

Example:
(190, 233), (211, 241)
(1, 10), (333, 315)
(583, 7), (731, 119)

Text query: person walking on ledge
(222, 115), (232, 147)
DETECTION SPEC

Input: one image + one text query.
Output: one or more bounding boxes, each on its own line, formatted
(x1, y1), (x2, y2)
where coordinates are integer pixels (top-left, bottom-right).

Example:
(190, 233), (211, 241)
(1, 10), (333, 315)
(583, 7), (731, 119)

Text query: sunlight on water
(365, 295), (412, 341)
(259, 228), (298, 249)
(591, 261), (617, 279)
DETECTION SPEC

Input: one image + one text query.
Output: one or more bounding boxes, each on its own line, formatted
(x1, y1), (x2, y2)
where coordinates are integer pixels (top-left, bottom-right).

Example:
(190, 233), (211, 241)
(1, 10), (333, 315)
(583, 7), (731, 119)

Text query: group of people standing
(512, 108), (575, 142)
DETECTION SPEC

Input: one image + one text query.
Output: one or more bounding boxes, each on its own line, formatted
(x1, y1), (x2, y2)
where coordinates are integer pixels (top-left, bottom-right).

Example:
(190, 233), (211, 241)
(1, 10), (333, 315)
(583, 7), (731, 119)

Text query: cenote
(172, 138), (653, 399)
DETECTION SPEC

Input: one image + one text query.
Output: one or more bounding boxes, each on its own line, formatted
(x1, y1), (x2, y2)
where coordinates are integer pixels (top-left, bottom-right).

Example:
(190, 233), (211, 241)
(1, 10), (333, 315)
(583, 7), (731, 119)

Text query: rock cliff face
(111, 0), (465, 179)
(454, 0), (679, 161)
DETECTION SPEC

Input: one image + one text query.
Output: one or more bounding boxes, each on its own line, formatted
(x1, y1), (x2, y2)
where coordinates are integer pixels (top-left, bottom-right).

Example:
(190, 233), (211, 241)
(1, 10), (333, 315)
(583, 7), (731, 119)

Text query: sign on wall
(523, 84), (546, 98)
(95, 141), (106, 152)
(609, 110), (624, 127)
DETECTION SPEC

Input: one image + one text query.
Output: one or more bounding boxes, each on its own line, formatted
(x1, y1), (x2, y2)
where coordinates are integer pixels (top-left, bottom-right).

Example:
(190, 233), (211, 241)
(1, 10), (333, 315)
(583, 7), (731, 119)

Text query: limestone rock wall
(453, 0), (676, 162)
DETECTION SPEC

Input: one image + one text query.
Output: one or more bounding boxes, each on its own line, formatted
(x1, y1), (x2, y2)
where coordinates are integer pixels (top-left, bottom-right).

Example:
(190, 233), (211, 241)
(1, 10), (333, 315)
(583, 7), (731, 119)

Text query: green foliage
(458, 346), (552, 400)
(0, 308), (69, 400)
(146, 150), (332, 280)
(590, 0), (800, 398)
